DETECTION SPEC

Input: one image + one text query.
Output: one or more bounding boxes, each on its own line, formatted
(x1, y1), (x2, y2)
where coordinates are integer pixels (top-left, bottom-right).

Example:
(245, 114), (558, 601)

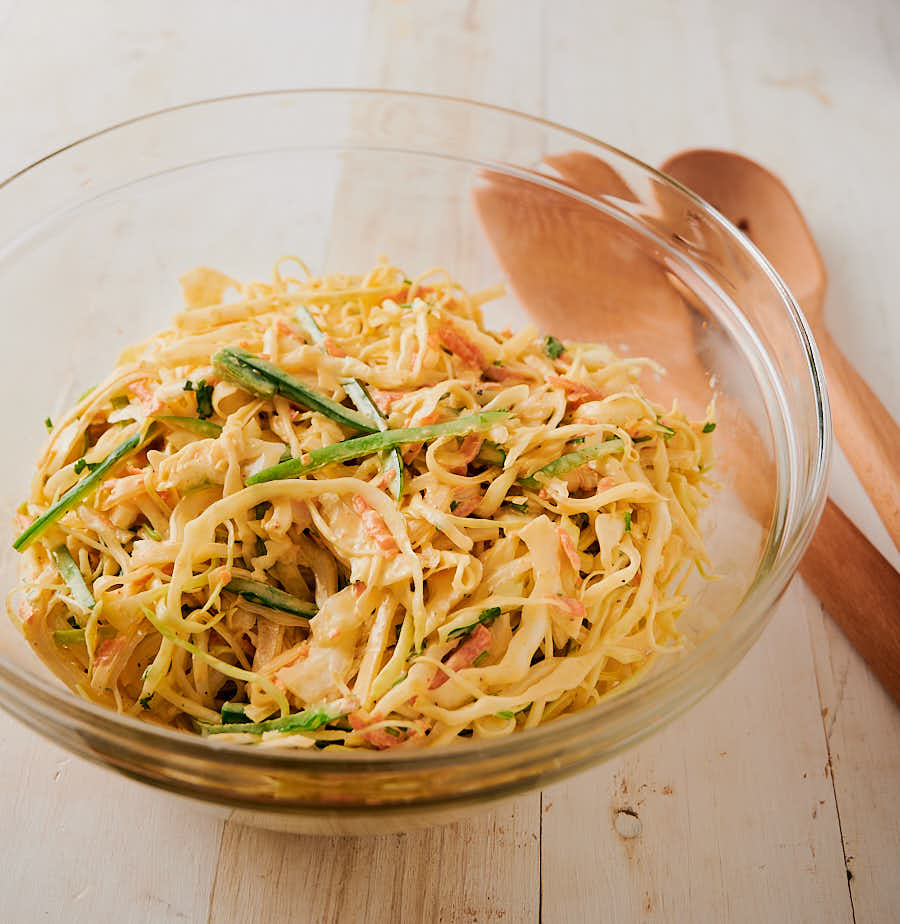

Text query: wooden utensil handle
(817, 328), (900, 551)
(799, 498), (900, 704)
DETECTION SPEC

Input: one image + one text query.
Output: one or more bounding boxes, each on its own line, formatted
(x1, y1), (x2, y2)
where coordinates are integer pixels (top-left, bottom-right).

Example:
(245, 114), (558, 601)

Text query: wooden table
(1, 2), (898, 921)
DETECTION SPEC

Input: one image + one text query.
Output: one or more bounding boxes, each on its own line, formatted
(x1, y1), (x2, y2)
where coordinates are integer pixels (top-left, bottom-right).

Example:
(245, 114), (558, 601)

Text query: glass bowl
(0, 90), (829, 835)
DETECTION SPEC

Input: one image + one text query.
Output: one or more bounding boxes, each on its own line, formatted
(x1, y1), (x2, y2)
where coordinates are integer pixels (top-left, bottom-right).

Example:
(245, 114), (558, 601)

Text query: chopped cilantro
(571, 436), (586, 445)
(73, 457), (100, 475)
(450, 500), (460, 512)
(702, 421), (716, 434)
(402, 278), (413, 285)
(44, 417), (53, 432)
(185, 379), (214, 419)
(139, 693), (154, 710)
(447, 606), (501, 641)
(542, 335), (565, 359)
(624, 510), (632, 533)
(506, 501), (529, 514)
(656, 420), (676, 440)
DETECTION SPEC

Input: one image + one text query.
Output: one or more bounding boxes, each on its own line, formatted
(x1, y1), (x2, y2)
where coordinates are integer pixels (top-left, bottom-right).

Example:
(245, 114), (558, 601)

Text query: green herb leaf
(624, 510), (632, 533)
(542, 335), (565, 359)
(656, 420), (676, 440)
(495, 710), (515, 719)
(472, 651), (489, 667)
(450, 500), (460, 512)
(44, 417), (53, 432)
(184, 379), (214, 419)
(702, 421), (716, 434)
(139, 693), (154, 710)
(221, 701), (251, 724)
(446, 606), (501, 641)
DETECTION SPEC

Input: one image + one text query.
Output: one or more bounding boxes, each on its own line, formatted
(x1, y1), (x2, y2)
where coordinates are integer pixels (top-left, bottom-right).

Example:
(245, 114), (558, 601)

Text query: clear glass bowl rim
(0, 88), (831, 777)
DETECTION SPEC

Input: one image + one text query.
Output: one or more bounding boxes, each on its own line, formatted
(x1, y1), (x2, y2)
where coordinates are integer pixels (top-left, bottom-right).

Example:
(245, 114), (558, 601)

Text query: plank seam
(810, 603), (857, 924)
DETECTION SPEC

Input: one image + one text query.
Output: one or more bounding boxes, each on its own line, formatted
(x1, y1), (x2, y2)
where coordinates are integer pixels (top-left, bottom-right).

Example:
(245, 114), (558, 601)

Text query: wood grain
(541, 582), (854, 924)
(817, 330), (900, 552)
(0, 714), (224, 923)
(208, 798), (540, 924)
(808, 600), (900, 924)
(800, 499), (900, 703)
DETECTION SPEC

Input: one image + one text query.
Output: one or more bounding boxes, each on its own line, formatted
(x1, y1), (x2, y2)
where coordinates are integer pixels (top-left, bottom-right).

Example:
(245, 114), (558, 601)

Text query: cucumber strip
(475, 440), (507, 466)
(212, 351), (276, 397)
(213, 346), (378, 434)
(225, 577), (317, 618)
(53, 626), (115, 646)
(51, 545), (95, 614)
(221, 701), (252, 724)
(247, 410), (509, 484)
(295, 306), (404, 499)
(198, 705), (344, 736)
(294, 304), (326, 345)
(14, 427), (152, 551)
(154, 415), (222, 438)
(341, 379), (405, 502)
(518, 437), (625, 489)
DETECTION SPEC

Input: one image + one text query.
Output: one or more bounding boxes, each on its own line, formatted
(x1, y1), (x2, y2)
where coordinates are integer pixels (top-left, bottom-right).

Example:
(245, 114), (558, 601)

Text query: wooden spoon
(661, 150), (900, 552)
(474, 152), (900, 704)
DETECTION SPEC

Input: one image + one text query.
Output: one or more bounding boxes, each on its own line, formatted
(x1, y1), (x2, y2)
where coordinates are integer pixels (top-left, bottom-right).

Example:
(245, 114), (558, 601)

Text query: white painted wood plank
(541, 581), (854, 924)
(209, 800), (540, 924)
(0, 0), (371, 178)
(808, 600), (900, 924)
(0, 712), (224, 924)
